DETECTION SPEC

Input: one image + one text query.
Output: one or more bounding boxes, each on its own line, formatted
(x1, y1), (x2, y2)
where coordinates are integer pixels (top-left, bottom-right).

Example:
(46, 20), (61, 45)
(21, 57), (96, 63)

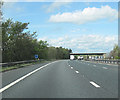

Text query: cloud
(46, 0), (73, 13)
(2, 2), (24, 14)
(24, 0), (46, 1)
(2, 2), (15, 9)
(71, 28), (81, 33)
(3, 0), (19, 2)
(3, 0), (44, 2)
(38, 34), (118, 53)
(49, 5), (118, 24)
(3, 0), (119, 2)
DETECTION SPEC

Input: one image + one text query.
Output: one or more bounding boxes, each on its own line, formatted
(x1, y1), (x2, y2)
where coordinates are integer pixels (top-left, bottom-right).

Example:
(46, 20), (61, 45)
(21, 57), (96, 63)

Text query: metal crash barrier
(90, 59), (120, 65)
(0, 59), (45, 67)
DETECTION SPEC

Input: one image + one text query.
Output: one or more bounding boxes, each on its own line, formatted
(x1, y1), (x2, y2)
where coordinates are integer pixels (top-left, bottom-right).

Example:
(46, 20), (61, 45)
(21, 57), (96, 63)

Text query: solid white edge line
(75, 70), (79, 73)
(90, 81), (100, 88)
(0, 61), (59, 93)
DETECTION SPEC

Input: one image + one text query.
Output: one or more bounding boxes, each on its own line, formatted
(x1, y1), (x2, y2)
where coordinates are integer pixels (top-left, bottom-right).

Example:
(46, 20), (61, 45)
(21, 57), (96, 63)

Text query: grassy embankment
(0, 59), (55, 72)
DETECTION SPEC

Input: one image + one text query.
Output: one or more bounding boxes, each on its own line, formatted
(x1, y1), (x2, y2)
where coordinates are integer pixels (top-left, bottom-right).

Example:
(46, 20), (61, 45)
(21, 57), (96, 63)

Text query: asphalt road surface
(1, 60), (118, 98)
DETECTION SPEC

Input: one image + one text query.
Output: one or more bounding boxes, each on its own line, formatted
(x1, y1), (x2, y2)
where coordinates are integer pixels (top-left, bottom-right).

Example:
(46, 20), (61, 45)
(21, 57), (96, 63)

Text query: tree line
(2, 19), (72, 63)
(108, 44), (120, 59)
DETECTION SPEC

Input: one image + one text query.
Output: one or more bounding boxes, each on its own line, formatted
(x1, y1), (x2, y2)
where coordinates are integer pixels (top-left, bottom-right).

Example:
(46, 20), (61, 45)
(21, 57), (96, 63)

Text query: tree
(2, 19), (36, 62)
(0, 1), (3, 63)
(2, 19), (72, 62)
(36, 40), (48, 59)
(109, 44), (120, 59)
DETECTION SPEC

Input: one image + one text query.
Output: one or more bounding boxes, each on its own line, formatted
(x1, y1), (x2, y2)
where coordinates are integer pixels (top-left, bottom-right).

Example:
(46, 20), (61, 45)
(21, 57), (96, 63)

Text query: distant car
(78, 58), (83, 60)
(70, 55), (75, 60)
(78, 56), (83, 60)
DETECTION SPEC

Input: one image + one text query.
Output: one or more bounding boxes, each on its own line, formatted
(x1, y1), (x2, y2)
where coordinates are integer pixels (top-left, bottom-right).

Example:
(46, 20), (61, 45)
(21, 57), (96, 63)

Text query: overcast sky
(2, 1), (118, 53)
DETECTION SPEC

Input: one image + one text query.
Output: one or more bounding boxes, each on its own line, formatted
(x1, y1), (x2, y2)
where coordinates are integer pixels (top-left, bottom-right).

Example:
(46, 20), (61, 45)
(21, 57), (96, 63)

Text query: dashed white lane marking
(69, 65), (70, 66)
(90, 81), (100, 88)
(75, 70), (79, 73)
(93, 65), (96, 67)
(103, 67), (108, 69)
(88, 64), (89, 65)
(71, 67), (73, 69)
(0, 61), (59, 93)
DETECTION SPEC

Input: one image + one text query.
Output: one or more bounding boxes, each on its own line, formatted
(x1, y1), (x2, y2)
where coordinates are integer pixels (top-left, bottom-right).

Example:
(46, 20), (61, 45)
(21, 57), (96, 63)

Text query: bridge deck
(70, 53), (106, 55)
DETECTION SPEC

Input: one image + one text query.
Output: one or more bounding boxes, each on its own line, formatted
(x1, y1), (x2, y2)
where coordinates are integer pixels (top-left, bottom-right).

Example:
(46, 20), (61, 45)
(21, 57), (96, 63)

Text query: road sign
(35, 54), (38, 59)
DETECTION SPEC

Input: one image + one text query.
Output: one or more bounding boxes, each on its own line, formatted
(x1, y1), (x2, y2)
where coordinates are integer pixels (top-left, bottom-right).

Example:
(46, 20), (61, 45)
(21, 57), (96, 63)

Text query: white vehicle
(78, 56), (83, 60)
(70, 55), (75, 60)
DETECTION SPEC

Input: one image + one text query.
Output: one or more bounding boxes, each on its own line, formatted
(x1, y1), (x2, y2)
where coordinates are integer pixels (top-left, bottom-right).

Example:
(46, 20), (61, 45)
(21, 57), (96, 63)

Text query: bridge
(70, 53), (106, 60)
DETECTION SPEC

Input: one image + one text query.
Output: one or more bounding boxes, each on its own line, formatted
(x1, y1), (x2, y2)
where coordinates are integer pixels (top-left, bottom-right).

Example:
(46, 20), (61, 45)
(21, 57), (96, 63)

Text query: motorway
(1, 60), (118, 98)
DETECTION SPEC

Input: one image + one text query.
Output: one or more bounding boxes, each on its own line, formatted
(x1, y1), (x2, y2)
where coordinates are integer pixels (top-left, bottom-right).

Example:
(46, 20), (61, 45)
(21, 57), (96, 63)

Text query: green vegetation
(0, 60), (50, 72)
(2, 19), (72, 63)
(0, 63), (33, 72)
(109, 44), (120, 59)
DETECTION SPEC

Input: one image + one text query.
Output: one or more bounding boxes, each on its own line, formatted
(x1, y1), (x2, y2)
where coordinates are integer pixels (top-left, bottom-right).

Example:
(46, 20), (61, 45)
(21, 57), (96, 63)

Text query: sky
(2, 1), (118, 53)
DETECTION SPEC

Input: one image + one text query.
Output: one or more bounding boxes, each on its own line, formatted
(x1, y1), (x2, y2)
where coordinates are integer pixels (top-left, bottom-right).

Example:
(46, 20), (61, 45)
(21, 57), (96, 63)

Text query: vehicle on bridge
(78, 56), (84, 60)
(70, 55), (75, 60)
(70, 53), (106, 60)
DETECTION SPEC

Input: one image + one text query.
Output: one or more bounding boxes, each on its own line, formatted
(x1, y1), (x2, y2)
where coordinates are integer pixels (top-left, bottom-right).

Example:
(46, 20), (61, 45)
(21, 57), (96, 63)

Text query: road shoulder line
(0, 61), (59, 93)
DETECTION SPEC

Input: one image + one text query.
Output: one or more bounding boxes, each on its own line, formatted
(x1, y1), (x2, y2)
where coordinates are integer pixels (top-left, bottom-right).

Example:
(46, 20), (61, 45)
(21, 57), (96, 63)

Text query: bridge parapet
(70, 53), (106, 60)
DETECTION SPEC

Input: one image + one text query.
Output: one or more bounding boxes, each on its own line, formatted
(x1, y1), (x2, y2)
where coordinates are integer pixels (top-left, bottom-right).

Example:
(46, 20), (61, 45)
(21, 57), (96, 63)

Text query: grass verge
(0, 60), (50, 72)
